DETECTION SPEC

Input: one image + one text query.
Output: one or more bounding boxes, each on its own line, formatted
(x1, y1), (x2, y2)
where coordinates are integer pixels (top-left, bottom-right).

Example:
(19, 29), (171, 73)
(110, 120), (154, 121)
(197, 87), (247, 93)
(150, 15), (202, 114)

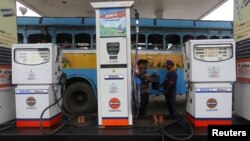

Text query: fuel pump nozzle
(150, 70), (160, 90)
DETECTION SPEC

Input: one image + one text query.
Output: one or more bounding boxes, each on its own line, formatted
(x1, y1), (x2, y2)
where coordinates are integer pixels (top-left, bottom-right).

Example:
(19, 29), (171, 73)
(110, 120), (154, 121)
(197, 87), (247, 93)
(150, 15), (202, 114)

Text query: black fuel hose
(156, 88), (194, 140)
(131, 8), (140, 119)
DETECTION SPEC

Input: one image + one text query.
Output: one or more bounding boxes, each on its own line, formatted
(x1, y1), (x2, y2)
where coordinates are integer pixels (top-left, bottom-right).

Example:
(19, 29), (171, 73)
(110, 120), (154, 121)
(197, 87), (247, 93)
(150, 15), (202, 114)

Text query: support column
(145, 34), (148, 49)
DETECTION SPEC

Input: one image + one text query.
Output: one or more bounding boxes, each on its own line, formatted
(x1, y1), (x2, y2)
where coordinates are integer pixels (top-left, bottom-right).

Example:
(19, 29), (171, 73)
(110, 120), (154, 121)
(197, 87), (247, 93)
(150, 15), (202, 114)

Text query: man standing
(136, 59), (150, 118)
(164, 60), (177, 118)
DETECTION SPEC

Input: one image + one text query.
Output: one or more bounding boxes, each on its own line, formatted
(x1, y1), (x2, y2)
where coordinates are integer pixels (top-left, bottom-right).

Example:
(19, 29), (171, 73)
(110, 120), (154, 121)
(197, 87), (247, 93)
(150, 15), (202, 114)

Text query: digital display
(107, 42), (120, 55)
(194, 44), (233, 62)
(204, 48), (219, 57)
(14, 48), (50, 65)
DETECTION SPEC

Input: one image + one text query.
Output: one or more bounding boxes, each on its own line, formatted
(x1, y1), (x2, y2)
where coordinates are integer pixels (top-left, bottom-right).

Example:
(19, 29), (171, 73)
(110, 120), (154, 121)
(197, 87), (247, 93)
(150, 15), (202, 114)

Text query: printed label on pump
(100, 8), (126, 37)
(208, 66), (220, 79)
(104, 74), (124, 80)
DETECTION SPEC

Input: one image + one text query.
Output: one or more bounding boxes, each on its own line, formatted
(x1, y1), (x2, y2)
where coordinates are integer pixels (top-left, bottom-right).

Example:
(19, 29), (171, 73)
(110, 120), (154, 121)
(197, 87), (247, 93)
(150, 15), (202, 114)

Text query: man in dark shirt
(164, 60), (177, 117)
(136, 59), (150, 118)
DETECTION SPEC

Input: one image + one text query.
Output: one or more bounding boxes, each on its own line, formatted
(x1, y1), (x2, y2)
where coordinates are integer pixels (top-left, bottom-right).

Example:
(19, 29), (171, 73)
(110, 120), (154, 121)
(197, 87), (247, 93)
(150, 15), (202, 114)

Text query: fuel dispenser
(12, 43), (62, 127)
(91, 1), (134, 126)
(184, 39), (236, 127)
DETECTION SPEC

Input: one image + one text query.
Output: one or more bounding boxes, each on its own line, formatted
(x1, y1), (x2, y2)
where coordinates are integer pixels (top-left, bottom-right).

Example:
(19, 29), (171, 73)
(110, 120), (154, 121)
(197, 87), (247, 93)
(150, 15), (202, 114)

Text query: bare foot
(153, 114), (158, 125)
(159, 115), (164, 124)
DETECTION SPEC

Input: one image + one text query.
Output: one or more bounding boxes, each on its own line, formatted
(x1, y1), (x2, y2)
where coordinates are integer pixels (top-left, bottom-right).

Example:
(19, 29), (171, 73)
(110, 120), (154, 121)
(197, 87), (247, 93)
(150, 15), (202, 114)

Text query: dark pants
(139, 92), (149, 117)
(164, 87), (176, 116)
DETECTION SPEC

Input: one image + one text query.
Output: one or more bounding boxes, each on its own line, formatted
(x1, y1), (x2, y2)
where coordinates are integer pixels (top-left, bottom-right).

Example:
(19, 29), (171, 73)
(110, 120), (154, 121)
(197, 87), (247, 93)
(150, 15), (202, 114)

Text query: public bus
(16, 17), (233, 114)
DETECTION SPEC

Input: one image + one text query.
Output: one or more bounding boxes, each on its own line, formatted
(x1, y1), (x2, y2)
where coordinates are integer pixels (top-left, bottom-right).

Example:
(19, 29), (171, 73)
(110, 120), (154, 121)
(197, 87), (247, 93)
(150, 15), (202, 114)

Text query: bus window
(165, 34), (180, 50)
(222, 36), (231, 39)
(56, 33), (72, 48)
(75, 33), (91, 49)
(18, 33), (23, 43)
(27, 34), (39, 43)
(196, 35), (208, 40)
(183, 35), (194, 43)
(210, 35), (219, 39)
(131, 34), (145, 49)
(42, 34), (52, 43)
(148, 34), (163, 50)
(28, 34), (51, 43)
(61, 40), (71, 49)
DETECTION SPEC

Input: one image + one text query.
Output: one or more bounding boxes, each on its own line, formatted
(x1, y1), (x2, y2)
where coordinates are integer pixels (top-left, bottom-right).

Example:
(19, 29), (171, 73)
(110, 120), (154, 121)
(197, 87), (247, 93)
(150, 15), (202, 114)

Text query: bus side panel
(62, 52), (97, 89)
(62, 51), (185, 95)
(63, 69), (97, 87)
(62, 52), (97, 69)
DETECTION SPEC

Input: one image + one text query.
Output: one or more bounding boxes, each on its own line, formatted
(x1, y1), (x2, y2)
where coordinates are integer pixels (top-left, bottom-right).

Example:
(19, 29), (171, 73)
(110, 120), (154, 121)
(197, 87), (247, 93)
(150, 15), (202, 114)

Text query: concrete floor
(133, 94), (187, 126)
(148, 94), (187, 116)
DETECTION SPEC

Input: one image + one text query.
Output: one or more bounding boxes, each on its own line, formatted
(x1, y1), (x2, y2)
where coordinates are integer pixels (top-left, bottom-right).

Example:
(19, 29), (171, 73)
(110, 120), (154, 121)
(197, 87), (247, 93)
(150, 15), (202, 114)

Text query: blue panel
(17, 17), (233, 30)
(42, 17), (82, 25)
(17, 17), (41, 25)
(131, 18), (154, 27)
(176, 69), (186, 95)
(84, 18), (96, 25)
(195, 21), (233, 29)
(156, 19), (194, 28)
(63, 69), (97, 86)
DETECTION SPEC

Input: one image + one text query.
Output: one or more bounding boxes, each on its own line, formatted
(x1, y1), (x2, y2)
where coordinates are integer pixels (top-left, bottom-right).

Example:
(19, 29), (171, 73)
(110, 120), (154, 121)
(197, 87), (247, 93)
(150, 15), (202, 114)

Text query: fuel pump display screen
(14, 48), (50, 65)
(107, 42), (120, 58)
(194, 44), (233, 62)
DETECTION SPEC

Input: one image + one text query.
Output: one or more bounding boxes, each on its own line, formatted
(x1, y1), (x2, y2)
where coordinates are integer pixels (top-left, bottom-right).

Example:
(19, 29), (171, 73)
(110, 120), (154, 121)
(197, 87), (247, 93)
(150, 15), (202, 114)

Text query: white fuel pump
(12, 43), (62, 127)
(184, 39), (236, 127)
(91, 1), (134, 126)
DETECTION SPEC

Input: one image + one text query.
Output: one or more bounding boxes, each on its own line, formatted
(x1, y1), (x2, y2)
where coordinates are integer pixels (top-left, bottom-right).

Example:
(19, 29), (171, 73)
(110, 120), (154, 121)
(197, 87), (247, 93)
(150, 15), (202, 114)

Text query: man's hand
(164, 89), (169, 95)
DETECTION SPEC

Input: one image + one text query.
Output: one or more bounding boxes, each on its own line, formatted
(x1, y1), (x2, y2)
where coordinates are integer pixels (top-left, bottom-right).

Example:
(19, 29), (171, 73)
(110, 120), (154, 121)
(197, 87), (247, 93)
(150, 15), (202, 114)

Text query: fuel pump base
(186, 83), (232, 127)
(15, 85), (61, 127)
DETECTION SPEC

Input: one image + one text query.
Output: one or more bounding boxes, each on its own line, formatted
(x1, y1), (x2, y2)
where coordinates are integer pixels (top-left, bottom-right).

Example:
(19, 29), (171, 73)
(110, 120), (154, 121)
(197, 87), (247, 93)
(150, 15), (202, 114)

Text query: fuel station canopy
(17, 0), (228, 19)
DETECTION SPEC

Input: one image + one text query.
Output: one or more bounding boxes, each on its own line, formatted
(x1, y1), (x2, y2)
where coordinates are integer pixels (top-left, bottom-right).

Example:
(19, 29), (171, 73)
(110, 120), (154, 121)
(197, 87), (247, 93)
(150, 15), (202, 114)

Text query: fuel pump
(184, 39), (236, 127)
(91, 1), (134, 126)
(12, 43), (62, 127)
